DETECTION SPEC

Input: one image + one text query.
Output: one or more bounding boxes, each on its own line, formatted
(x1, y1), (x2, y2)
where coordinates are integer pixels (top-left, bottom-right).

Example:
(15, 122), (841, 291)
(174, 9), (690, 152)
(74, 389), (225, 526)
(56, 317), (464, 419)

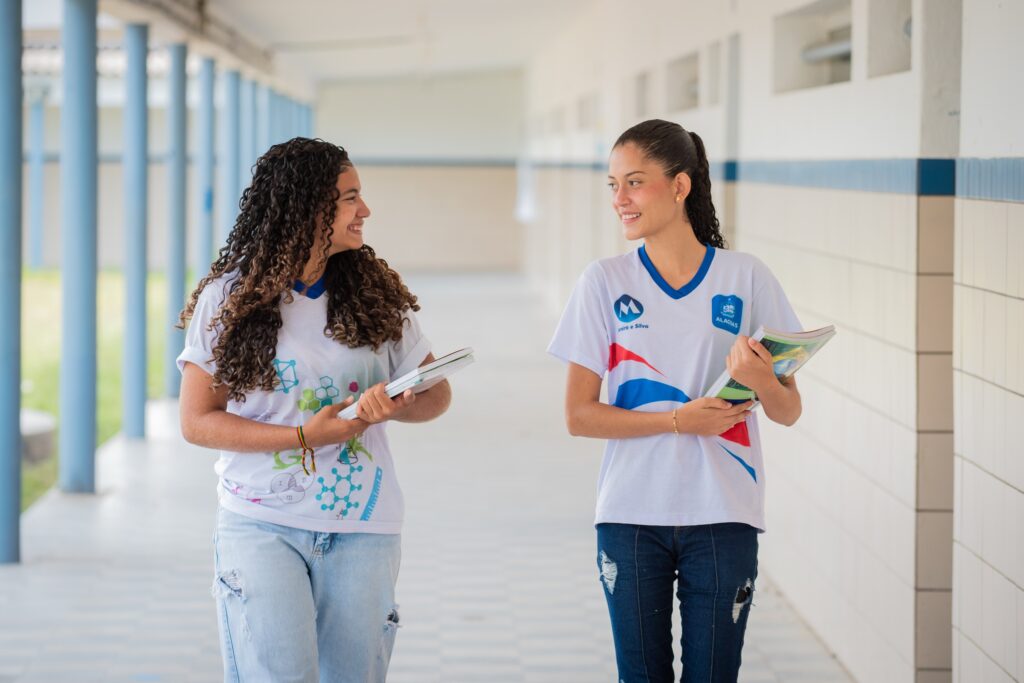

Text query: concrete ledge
(20, 408), (55, 463)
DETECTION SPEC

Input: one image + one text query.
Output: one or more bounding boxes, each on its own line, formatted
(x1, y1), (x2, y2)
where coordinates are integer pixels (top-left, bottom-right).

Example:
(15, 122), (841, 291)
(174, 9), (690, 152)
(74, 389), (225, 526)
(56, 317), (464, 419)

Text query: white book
(338, 347), (474, 420)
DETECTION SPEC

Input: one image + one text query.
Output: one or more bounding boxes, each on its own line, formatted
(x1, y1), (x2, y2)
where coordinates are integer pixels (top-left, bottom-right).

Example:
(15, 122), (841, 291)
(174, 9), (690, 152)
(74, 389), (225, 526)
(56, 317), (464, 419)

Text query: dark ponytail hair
(614, 119), (725, 248)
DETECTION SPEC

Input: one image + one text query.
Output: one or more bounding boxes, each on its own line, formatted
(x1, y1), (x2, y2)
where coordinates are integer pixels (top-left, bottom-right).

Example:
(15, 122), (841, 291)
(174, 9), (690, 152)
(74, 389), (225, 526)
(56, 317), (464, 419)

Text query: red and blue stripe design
(608, 343), (757, 483)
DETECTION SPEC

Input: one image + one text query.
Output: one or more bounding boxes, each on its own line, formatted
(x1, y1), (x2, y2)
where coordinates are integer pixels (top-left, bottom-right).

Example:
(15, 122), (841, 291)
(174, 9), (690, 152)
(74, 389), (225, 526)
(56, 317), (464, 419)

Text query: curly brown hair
(178, 137), (419, 401)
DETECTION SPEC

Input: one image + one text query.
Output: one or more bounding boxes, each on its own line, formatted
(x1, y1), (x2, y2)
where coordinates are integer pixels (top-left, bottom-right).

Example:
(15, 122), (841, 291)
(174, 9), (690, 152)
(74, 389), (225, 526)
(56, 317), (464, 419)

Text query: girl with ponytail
(548, 120), (803, 682)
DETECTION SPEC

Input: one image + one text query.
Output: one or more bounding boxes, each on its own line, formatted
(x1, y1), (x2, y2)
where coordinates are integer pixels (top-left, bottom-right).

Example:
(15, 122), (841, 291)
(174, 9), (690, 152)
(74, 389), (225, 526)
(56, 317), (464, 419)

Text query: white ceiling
(23, 0), (592, 92)
(208, 0), (591, 83)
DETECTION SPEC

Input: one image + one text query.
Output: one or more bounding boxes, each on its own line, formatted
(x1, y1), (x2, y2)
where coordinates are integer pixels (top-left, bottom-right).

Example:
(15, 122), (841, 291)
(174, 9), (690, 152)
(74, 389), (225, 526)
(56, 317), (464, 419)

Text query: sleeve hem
(546, 348), (606, 379)
(176, 348), (216, 377)
(390, 336), (432, 380)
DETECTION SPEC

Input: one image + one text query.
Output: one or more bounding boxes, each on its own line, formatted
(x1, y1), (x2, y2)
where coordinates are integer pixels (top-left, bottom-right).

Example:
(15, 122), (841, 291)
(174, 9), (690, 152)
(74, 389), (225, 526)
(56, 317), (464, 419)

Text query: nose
(358, 197), (371, 218)
(612, 185), (629, 208)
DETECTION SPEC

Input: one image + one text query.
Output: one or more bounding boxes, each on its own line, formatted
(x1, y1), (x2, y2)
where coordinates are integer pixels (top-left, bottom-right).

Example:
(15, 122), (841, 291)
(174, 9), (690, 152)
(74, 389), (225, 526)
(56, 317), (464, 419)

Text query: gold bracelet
(671, 408), (679, 435)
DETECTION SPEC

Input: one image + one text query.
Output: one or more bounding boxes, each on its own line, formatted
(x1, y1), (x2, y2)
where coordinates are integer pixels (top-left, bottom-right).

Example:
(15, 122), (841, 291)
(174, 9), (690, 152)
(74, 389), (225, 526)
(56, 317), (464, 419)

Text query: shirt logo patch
(613, 294), (644, 323)
(711, 294), (743, 334)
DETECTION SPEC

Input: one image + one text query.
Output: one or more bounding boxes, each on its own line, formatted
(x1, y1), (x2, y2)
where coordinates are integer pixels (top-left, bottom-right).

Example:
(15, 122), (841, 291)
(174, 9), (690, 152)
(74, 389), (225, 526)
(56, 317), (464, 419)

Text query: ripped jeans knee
(731, 577), (754, 623)
(598, 550), (619, 595)
(212, 569), (244, 601)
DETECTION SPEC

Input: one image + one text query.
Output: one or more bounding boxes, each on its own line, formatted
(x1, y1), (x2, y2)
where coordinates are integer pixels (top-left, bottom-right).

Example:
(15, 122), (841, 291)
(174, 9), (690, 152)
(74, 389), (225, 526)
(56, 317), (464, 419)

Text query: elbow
(179, 412), (206, 445)
(776, 405), (802, 428)
(438, 383), (453, 416)
(565, 409), (586, 437)
(179, 420), (198, 445)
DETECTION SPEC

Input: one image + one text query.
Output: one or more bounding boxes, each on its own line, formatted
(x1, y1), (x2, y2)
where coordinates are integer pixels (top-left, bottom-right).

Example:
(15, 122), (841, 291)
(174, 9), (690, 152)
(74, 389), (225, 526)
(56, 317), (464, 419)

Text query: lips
(620, 212), (641, 224)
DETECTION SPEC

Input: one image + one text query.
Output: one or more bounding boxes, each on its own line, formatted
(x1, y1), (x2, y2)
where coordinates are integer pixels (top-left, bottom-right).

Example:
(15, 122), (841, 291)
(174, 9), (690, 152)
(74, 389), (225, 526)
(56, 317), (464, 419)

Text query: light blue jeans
(212, 508), (401, 682)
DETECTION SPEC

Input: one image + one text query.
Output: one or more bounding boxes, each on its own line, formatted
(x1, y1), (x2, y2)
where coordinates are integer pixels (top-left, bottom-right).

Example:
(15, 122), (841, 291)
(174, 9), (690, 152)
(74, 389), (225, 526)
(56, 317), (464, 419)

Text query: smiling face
(607, 142), (690, 242)
(325, 166), (371, 256)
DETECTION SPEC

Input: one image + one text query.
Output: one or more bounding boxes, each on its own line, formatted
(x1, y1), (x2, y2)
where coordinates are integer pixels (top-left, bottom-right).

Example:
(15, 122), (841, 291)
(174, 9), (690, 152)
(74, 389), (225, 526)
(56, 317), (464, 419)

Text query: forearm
(181, 409), (306, 452)
(567, 400), (674, 439)
(757, 378), (802, 426)
(393, 381), (451, 423)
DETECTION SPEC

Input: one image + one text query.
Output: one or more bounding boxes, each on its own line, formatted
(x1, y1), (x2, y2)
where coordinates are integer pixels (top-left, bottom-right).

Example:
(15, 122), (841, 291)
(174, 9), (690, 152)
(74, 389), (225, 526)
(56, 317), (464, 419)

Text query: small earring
(675, 194), (682, 203)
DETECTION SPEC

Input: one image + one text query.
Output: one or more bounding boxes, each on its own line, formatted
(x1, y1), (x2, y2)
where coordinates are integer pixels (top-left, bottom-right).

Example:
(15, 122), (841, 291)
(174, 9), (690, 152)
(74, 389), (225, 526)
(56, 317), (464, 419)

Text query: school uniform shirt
(176, 273), (430, 534)
(547, 245), (801, 531)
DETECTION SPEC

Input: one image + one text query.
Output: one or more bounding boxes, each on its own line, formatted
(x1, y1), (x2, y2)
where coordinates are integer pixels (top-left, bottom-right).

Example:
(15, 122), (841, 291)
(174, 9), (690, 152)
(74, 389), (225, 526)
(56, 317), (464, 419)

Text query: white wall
(315, 70), (524, 272)
(952, 2), (1024, 682)
(316, 70), (522, 161)
(957, 0), (1024, 157)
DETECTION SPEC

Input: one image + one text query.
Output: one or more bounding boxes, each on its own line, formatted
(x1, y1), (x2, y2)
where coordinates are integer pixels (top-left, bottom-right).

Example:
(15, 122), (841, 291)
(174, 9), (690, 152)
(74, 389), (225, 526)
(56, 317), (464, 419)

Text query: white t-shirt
(547, 245), (801, 531)
(177, 274), (431, 534)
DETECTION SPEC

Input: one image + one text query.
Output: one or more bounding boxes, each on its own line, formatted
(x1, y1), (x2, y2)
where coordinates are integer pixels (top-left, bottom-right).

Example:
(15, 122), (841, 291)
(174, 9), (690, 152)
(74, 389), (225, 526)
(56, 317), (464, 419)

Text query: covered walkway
(0, 275), (851, 683)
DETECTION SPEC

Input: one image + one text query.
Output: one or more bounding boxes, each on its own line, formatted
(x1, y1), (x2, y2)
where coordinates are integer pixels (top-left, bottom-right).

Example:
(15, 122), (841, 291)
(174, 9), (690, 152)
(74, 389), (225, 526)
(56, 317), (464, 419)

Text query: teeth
(622, 213), (640, 219)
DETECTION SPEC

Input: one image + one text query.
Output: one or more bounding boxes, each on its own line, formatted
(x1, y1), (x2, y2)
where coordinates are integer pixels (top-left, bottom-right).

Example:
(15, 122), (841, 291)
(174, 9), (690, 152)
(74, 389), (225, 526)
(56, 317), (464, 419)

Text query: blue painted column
(164, 43), (187, 398)
(217, 70), (240, 249)
(59, 0), (98, 493)
(246, 78), (258, 175)
(238, 77), (253, 192)
(270, 90), (281, 144)
(122, 24), (148, 439)
(0, 0), (23, 563)
(256, 82), (271, 160)
(196, 57), (215, 279)
(27, 93), (44, 269)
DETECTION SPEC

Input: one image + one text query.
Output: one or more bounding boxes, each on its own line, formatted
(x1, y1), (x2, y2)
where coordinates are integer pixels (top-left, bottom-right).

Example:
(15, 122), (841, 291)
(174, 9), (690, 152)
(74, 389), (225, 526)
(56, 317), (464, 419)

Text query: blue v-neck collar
(638, 243), (715, 299)
(293, 272), (328, 299)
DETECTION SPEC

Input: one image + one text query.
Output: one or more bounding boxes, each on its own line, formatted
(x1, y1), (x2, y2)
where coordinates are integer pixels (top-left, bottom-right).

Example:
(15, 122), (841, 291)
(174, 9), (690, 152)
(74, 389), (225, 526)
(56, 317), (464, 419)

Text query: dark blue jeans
(596, 523), (758, 683)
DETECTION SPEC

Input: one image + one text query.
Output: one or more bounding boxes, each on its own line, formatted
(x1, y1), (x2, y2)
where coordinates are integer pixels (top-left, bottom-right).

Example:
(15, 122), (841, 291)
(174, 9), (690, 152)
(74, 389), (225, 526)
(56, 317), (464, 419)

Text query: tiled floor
(0, 274), (853, 682)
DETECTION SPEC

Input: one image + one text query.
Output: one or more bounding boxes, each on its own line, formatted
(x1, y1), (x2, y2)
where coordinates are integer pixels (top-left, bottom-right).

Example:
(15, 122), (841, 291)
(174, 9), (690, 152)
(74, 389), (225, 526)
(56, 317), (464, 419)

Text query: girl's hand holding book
(677, 398), (753, 437)
(725, 335), (778, 396)
(355, 383), (416, 424)
(303, 396), (368, 447)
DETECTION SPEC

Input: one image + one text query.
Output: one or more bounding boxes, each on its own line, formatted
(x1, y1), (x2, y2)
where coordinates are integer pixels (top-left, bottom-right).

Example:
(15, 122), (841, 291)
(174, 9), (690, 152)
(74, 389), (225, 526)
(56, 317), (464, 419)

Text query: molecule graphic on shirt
(273, 359), (299, 394)
(297, 376), (341, 413)
(269, 471), (312, 504)
(315, 448), (364, 516)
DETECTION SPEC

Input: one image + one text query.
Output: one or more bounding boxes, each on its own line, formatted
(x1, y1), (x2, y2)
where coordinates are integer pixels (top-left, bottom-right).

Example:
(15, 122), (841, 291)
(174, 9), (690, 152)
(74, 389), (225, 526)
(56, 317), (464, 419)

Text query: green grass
(21, 269), (170, 510)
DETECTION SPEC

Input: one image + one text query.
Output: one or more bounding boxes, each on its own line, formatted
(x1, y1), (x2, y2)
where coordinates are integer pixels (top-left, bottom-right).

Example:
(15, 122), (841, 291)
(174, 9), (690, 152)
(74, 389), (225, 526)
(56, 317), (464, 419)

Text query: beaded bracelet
(296, 425), (316, 475)
(671, 408), (679, 435)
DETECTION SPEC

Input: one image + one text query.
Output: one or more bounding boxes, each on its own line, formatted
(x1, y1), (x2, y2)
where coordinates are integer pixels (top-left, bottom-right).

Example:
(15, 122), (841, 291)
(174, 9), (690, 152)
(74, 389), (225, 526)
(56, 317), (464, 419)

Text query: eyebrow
(340, 188), (360, 197)
(607, 171), (647, 179)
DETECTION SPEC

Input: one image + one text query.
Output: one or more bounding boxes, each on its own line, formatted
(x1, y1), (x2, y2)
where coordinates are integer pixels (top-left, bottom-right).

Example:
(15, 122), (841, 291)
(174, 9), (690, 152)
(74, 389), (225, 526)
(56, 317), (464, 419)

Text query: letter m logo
(613, 294), (644, 323)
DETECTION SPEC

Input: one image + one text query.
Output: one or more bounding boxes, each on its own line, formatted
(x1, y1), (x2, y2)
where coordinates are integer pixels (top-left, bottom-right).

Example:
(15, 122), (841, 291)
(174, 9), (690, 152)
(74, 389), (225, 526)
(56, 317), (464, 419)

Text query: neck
(299, 258), (325, 289)
(643, 222), (706, 279)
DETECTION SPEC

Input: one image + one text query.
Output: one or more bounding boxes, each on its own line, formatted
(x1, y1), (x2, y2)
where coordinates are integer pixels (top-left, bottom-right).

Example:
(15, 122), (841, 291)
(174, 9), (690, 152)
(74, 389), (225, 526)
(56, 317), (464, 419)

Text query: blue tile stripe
(28, 152), (1024, 201)
(532, 160), (605, 171)
(736, 159), (920, 194)
(526, 156), (1022, 201)
(957, 158), (1024, 202)
(918, 158), (956, 196)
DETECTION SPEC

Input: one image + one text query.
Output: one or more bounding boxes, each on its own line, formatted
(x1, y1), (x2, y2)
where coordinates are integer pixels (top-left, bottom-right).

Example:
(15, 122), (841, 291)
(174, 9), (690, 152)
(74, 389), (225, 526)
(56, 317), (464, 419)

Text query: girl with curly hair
(548, 120), (803, 682)
(177, 137), (451, 682)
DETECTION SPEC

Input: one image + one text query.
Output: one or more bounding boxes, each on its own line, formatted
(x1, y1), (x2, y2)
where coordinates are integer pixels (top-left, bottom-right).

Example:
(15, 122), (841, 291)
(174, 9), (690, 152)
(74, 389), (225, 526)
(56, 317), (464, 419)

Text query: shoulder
(194, 271), (240, 313)
(583, 250), (638, 284)
(711, 247), (767, 272)
(712, 248), (778, 284)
